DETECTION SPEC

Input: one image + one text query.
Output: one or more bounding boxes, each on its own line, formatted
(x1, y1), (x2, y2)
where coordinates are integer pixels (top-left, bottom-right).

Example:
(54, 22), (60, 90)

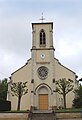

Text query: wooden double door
(39, 94), (48, 110)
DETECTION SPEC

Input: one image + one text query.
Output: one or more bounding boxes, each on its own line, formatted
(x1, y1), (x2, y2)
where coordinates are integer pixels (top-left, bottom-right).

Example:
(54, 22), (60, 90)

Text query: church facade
(7, 21), (78, 110)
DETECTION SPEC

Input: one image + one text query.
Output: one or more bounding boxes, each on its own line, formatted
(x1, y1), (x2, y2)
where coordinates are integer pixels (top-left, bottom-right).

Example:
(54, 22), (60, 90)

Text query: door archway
(34, 83), (52, 110)
(38, 86), (48, 110)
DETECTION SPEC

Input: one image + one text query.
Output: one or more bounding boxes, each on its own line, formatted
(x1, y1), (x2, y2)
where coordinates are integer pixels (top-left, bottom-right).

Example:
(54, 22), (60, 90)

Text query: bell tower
(31, 22), (55, 63)
(32, 22), (54, 48)
(31, 21), (56, 109)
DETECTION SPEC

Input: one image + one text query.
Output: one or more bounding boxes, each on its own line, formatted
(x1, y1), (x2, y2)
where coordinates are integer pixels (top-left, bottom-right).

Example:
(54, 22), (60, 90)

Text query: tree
(72, 85), (82, 108)
(56, 78), (74, 109)
(11, 81), (28, 110)
(79, 78), (82, 81)
(0, 78), (8, 100)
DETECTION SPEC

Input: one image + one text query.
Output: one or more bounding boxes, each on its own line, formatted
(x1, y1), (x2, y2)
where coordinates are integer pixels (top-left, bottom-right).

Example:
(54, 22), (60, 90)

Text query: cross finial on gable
(40, 13), (45, 23)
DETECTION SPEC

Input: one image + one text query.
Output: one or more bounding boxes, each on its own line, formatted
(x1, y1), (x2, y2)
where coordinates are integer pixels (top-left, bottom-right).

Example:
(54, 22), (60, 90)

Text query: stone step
(32, 110), (52, 113)
(30, 112), (56, 120)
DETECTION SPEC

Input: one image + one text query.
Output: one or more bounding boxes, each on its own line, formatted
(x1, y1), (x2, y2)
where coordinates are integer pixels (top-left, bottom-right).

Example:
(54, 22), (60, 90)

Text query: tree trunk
(17, 96), (21, 111)
(63, 94), (66, 109)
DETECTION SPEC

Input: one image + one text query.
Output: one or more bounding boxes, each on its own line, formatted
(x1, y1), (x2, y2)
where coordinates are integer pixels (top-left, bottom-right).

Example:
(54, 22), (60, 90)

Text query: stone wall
(0, 113), (28, 120)
(0, 112), (81, 120)
(56, 112), (81, 119)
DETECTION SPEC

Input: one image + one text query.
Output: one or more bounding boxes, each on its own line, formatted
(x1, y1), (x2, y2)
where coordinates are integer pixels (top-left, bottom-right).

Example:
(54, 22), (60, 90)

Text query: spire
(40, 13), (45, 23)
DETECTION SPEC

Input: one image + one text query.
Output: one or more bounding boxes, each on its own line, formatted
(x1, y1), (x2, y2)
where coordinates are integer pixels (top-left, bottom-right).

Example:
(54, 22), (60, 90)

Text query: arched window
(40, 29), (46, 46)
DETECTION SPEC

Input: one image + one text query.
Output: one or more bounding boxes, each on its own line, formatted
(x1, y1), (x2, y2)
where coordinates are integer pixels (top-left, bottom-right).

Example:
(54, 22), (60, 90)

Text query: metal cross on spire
(40, 13), (45, 23)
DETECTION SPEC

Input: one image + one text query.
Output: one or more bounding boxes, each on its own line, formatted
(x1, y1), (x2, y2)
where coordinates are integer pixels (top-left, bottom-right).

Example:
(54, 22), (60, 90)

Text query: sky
(0, 0), (82, 81)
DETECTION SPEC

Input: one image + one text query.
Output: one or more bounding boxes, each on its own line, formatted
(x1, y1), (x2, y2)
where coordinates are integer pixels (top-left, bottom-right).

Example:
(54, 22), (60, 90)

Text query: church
(7, 19), (78, 110)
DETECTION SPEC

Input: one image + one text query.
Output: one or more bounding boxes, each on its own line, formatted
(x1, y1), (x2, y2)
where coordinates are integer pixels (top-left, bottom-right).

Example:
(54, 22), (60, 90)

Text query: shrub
(0, 99), (11, 111)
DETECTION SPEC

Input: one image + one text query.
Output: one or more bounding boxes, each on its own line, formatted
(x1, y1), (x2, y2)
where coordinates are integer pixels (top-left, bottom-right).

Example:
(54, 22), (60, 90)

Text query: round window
(37, 66), (48, 80)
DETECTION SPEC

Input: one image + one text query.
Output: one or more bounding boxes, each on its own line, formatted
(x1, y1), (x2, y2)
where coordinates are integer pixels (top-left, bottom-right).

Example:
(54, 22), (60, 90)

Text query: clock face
(40, 53), (45, 59)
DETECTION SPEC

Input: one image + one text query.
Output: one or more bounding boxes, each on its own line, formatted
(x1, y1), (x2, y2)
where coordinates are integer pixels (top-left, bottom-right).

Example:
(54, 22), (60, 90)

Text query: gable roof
(54, 57), (77, 75)
(11, 58), (32, 75)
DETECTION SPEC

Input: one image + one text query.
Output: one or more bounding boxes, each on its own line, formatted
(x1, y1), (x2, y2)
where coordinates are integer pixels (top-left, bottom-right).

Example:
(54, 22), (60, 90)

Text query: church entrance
(39, 94), (48, 110)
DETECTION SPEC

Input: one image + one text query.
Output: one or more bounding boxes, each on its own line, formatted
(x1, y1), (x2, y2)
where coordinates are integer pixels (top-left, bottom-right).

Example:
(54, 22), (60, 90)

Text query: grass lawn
(0, 110), (29, 113)
(56, 108), (82, 113)
(0, 108), (82, 113)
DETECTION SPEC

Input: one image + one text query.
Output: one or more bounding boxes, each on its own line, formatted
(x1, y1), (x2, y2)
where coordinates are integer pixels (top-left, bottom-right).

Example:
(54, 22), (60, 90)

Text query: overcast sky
(0, 0), (82, 81)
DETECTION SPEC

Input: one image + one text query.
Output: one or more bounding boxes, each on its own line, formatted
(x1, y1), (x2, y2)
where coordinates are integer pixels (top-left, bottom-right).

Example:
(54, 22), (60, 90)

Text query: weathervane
(40, 13), (45, 23)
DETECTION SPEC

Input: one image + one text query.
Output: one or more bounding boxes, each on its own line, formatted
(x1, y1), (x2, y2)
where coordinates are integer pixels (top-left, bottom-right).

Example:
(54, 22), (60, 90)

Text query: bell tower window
(40, 29), (46, 47)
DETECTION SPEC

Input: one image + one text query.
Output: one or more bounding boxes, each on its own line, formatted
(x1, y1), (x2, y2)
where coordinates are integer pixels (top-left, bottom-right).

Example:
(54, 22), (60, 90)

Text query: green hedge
(0, 99), (11, 111)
